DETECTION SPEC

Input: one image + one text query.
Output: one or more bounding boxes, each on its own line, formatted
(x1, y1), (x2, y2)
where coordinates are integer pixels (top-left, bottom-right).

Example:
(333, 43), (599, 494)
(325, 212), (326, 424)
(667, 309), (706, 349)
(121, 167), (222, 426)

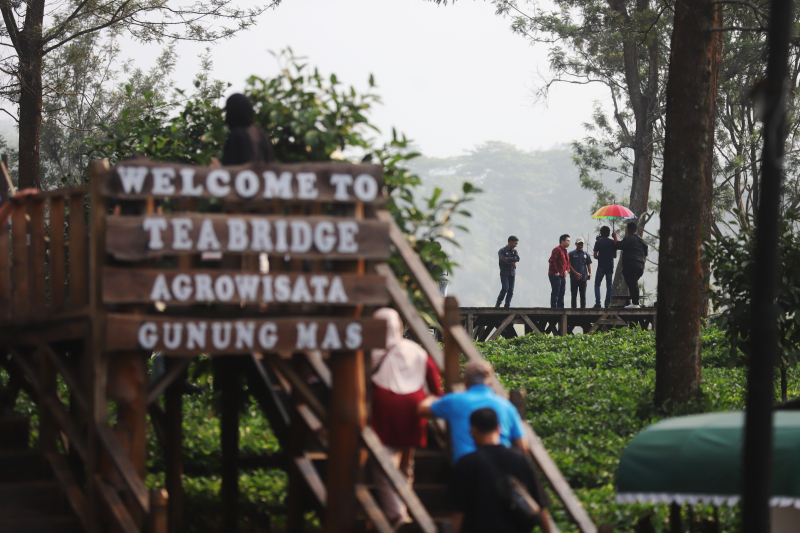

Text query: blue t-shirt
(429, 384), (526, 462)
(568, 249), (592, 280)
(594, 237), (616, 270)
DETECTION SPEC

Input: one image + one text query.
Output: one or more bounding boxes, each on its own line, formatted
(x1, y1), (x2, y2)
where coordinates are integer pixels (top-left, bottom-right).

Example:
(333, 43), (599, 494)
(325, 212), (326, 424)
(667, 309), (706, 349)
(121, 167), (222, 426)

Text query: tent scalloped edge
(616, 493), (800, 508)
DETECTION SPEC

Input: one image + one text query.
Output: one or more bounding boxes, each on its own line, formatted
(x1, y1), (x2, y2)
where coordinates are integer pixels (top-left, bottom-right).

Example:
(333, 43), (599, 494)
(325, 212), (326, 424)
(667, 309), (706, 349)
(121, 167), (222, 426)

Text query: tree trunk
(17, 0), (45, 191)
(654, 0), (714, 407)
(700, 3), (724, 319)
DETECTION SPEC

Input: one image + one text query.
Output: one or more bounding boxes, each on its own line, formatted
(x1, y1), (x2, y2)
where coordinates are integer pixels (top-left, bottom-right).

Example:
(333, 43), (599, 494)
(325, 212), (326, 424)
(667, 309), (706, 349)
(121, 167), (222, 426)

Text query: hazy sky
(119, 0), (609, 158)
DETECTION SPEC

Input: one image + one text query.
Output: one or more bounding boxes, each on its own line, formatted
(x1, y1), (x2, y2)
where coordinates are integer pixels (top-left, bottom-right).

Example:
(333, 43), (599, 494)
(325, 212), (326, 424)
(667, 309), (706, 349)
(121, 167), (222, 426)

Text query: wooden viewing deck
(461, 306), (657, 341)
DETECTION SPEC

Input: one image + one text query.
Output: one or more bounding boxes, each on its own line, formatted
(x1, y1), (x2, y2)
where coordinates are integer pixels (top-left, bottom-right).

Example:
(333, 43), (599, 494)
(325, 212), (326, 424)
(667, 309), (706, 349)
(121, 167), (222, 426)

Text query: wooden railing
(0, 186), (90, 322)
(376, 209), (598, 533)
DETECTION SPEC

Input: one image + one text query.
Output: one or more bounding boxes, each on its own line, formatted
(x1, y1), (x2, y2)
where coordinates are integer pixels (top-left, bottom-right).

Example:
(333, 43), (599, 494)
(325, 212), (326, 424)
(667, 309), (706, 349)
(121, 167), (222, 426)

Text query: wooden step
(0, 418), (29, 450)
(0, 450), (49, 483)
(0, 481), (70, 519)
(0, 516), (83, 533)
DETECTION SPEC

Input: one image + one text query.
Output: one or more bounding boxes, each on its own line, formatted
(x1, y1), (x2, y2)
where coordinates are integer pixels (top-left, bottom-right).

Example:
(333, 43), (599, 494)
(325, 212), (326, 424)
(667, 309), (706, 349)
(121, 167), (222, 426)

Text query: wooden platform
(461, 306), (657, 341)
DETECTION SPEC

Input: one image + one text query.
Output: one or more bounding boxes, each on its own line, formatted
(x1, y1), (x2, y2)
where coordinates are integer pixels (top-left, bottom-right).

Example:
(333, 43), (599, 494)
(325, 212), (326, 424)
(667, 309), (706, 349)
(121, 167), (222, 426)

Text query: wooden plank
(304, 350), (332, 388)
(467, 312), (474, 339)
(375, 210), (444, 317)
(26, 185), (89, 200)
(0, 222), (10, 320)
(93, 476), (140, 533)
(146, 357), (193, 405)
(29, 198), (46, 312)
(45, 451), (90, 532)
(361, 427), (437, 533)
(103, 267), (389, 306)
(266, 354), (327, 421)
(443, 296), (462, 392)
(39, 343), (89, 414)
(163, 360), (184, 533)
(97, 421), (150, 515)
(587, 313), (609, 334)
(0, 159), (15, 196)
(41, 394), (88, 461)
(295, 454), (327, 506)
(375, 263), (444, 369)
(560, 313), (568, 337)
(520, 313), (541, 334)
(10, 203), (28, 320)
(487, 313), (516, 342)
(101, 160), (385, 204)
(296, 403), (329, 449)
(525, 425), (597, 533)
(355, 483), (393, 533)
(69, 192), (87, 308)
(149, 489), (168, 533)
(105, 314), (387, 355)
(49, 196), (66, 311)
(105, 215), (390, 261)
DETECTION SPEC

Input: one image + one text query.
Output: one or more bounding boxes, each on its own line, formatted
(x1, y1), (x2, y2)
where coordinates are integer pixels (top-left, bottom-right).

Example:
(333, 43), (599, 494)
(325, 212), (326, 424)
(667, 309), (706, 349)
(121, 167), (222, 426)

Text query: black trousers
(570, 278), (587, 308)
(622, 267), (644, 304)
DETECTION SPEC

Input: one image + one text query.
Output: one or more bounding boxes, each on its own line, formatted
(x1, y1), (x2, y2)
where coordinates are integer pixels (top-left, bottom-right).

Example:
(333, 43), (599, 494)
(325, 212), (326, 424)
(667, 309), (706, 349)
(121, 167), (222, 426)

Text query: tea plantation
(482, 327), (799, 532)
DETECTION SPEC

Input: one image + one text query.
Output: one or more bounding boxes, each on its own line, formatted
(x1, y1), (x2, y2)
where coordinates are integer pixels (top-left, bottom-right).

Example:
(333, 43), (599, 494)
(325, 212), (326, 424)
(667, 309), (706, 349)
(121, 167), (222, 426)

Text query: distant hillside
(409, 141), (657, 307)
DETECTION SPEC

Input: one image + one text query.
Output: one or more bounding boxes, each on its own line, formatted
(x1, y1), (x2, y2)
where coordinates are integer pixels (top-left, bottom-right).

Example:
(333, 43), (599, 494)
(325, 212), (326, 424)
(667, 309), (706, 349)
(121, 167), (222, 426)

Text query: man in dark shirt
(446, 408), (552, 533)
(496, 236), (520, 308)
(613, 222), (649, 307)
(593, 226), (616, 308)
(547, 234), (570, 308)
(568, 238), (592, 308)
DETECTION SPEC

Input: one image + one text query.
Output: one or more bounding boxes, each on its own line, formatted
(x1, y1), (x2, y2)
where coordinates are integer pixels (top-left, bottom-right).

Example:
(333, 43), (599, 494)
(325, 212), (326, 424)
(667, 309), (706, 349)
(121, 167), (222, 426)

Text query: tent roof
(617, 411), (800, 507)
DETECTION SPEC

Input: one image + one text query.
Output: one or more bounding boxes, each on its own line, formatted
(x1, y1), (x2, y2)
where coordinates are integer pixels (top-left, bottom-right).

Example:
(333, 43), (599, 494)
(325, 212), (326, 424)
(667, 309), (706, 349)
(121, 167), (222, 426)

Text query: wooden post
(560, 312), (568, 337)
(69, 191), (87, 309)
(11, 203), (28, 320)
(467, 312), (474, 340)
(150, 489), (169, 533)
(324, 350), (367, 533)
(50, 196), (66, 311)
(286, 385), (307, 533)
(164, 358), (185, 533)
(37, 347), (57, 452)
(28, 198), (46, 313)
(443, 296), (462, 392)
(107, 351), (148, 527)
(87, 159), (110, 533)
(216, 357), (240, 533)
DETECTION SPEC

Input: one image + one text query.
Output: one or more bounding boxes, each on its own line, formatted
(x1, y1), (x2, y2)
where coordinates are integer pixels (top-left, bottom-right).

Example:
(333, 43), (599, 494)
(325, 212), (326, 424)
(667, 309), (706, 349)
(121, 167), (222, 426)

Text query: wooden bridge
(0, 159), (597, 533)
(461, 307), (657, 341)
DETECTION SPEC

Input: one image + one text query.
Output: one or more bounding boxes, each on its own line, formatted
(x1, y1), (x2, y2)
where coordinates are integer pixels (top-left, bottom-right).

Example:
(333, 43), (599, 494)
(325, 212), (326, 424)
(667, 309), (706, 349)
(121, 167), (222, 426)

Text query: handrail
(376, 209), (598, 533)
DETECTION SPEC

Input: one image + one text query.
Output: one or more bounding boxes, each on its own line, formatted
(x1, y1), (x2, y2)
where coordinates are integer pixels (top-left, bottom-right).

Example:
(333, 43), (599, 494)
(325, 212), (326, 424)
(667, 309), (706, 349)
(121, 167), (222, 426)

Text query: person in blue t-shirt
(418, 360), (528, 463)
(593, 226), (617, 308)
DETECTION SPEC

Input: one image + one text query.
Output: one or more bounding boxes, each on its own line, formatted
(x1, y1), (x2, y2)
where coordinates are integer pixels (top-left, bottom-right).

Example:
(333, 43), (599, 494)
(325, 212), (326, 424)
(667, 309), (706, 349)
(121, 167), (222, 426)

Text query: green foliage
(705, 210), (800, 400)
(482, 327), (795, 532)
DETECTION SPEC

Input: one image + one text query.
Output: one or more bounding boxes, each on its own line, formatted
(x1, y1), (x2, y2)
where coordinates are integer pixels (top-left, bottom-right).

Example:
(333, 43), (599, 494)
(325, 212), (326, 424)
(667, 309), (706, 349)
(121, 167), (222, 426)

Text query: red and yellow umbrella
(592, 205), (637, 219)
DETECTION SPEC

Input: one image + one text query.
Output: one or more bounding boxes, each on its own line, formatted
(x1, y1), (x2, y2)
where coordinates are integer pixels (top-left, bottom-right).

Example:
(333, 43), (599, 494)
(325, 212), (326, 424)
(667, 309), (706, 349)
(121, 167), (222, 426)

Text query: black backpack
(478, 450), (543, 530)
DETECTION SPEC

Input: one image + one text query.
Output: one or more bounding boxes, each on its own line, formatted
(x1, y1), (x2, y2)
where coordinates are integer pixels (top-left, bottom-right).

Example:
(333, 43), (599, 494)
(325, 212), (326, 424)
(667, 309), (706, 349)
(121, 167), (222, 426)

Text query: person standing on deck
(569, 238), (592, 309)
(613, 222), (649, 308)
(495, 236), (520, 308)
(593, 226), (616, 308)
(548, 235), (571, 308)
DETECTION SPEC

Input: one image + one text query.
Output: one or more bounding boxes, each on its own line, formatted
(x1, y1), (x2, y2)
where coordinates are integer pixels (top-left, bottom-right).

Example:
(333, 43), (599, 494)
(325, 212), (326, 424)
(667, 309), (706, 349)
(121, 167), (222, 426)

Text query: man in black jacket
(613, 222), (649, 308)
(496, 236), (520, 308)
(445, 408), (551, 533)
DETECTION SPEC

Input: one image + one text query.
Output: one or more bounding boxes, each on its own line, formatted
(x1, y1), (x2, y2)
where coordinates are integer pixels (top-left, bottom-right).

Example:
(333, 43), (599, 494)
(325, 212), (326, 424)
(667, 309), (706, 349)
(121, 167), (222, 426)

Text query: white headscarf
(371, 308), (429, 394)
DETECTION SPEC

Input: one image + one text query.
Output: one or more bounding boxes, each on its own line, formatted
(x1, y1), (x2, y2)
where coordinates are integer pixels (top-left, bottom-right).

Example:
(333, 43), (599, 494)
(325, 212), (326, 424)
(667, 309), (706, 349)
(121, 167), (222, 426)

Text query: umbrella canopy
(617, 411), (800, 507)
(592, 205), (637, 219)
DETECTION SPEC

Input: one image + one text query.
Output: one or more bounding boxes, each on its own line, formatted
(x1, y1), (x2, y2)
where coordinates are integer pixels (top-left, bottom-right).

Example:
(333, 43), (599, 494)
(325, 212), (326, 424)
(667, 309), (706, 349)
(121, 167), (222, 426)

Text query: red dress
(371, 357), (443, 448)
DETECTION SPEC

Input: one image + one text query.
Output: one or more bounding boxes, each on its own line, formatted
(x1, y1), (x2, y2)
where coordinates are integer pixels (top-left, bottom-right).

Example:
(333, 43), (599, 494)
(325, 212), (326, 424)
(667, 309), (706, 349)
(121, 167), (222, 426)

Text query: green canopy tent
(617, 412), (800, 531)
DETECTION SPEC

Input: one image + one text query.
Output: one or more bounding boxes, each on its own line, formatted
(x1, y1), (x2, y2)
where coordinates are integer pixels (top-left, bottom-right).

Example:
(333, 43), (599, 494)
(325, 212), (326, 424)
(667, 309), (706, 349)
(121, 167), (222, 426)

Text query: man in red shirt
(548, 234), (570, 308)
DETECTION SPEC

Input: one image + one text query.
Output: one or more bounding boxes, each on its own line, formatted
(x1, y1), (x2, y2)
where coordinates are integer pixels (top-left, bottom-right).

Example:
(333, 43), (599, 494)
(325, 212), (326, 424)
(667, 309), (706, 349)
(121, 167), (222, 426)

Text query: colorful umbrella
(592, 205), (637, 219)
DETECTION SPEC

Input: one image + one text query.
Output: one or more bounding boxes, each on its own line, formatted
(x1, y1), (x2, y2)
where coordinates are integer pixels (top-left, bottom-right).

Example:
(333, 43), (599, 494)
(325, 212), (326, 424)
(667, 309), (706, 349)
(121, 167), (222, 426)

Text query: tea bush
(483, 327), (798, 532)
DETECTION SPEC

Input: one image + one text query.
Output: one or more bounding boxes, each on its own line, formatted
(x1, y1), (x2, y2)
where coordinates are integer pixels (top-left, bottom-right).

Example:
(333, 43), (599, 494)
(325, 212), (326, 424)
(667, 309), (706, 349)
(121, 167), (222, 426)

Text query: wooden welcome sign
(101, 159), (390, 355)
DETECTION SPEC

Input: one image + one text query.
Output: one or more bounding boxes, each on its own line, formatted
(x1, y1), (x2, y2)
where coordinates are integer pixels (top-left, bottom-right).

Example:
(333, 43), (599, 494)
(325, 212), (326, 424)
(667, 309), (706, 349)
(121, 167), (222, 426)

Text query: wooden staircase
(0, 158), (597, 533)
(0, 413), (85, 532)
